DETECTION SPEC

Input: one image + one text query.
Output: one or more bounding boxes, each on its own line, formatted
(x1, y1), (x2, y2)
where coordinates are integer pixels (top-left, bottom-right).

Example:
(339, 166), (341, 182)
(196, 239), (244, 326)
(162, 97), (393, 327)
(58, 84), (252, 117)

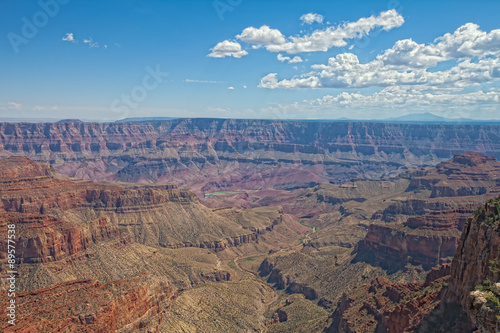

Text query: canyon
(0, 119), (499, 332)
(1, 119), (500, 196)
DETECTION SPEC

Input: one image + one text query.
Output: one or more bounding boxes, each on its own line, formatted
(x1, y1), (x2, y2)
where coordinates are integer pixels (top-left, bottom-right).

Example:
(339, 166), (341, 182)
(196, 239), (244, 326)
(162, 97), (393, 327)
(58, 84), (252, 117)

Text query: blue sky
(1, 0), (500, 121)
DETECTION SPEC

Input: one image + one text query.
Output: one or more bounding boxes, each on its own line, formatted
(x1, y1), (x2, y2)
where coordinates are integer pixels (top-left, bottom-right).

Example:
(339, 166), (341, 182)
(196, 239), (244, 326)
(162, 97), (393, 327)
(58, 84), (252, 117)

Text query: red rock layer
(335, 265), (450, 333)
(0, 272), (177, 332)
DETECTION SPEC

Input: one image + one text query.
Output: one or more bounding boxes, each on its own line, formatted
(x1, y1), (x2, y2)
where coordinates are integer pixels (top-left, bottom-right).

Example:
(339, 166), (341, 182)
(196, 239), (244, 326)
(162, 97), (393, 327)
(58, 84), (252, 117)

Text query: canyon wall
(1, 120), (500, 193)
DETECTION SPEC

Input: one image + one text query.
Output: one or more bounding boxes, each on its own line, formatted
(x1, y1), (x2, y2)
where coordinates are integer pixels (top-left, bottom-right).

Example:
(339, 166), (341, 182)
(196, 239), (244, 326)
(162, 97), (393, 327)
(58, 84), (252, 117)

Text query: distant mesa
(57, 119), (83, 123)
(116, 116), (179, 122)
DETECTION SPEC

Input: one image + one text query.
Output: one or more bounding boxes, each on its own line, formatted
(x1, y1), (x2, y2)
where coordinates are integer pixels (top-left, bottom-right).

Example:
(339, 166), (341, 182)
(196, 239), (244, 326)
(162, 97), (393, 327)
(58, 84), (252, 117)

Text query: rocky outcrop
(0, 273), (178, 332)
(358, 224), (460, 270)
(259, 258), (318, 300)
(333, 266), (450, 333)
(359, 207), (477, 270)
(445, 198), (500, 332)
(358, 153), (500, 271)
(0, 212), (129, 263)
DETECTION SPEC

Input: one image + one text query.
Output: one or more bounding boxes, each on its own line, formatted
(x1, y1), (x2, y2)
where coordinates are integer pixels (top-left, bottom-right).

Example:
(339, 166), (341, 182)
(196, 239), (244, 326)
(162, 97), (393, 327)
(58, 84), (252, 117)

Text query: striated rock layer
(0, 156), (287, 250)
(331, 265), (451, 333)
(332, 197), (500, 333)
(0, 156), (305, 332)
(0, 273), (178, 333)
(1, 120), (500, 195)
(357, 152), (500, 270)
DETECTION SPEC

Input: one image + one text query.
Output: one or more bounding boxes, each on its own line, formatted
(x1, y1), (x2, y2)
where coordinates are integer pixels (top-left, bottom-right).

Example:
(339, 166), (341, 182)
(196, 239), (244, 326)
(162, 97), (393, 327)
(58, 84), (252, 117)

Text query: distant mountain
(57, 119), (83, 123)
(116, 117), (178, 122)
(380, 112), (499, 124)
(281, 113), (500, 124)
(386, 112), (450, 122)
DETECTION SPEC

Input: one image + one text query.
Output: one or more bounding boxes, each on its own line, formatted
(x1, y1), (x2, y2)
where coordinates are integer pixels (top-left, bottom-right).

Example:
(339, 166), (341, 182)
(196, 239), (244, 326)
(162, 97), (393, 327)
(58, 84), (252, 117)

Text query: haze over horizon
(2, 0), (500, 121)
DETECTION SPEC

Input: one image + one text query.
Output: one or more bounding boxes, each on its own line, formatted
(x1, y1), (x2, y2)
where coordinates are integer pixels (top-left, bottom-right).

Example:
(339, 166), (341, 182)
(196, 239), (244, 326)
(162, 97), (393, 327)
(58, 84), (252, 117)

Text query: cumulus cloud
(62, 33), (75, 42)
(266, 10), (404, 53)
(259, 73), (320, 89)
(300, 13), (324, 25)
(260, 86), (500, 120)
(209, 10), (404, 57)
(236, 25), (286, 45)
(260, 24), (500, 90)
(277, 54), (303, 63)
(208, 40), (248, 58)
(303, 86), (500, 115)
(227, 86), (235, 90)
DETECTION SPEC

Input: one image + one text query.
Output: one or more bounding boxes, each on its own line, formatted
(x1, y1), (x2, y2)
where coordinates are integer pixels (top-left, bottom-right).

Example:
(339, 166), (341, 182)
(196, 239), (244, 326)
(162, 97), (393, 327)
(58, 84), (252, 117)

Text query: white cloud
(260, 24), (500, 90)
(83, 37), (99, 48)
(243, 85), (247, 88)
(259, 73), (320, 89)
(206, 106), (230, 114)
(236, 25), (286, 45)
(300, 13), (324, 25)
(7, 102), (22, 110)
(211, 10), (404, 57)
(208, 40), (248, 58)
(227, 86), (235, 90)
(277, 54), (303, 63)
(265, 10), (404, 53)
(62, 33), (75, 42)
(306, 86), (500, 111)
(260, 86), (500, 120)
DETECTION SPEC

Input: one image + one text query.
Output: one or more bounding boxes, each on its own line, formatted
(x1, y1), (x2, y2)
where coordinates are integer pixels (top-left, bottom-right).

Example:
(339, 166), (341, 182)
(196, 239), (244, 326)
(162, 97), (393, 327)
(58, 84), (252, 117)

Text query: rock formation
(1, 120), (500, 195)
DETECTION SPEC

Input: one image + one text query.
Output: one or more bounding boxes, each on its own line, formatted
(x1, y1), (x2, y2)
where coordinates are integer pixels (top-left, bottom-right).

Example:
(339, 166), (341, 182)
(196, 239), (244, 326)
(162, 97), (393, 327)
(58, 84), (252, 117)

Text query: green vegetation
(490, 258), (500, 275)
(475, 279), (500, 310)
(299, 220), (314, 229)
(298, 236), (310, 245)
(204, 190), (244, 199)
(478, 198), (500, 227)
(244, 257), (255, 261)
(400, 281), (445, 305)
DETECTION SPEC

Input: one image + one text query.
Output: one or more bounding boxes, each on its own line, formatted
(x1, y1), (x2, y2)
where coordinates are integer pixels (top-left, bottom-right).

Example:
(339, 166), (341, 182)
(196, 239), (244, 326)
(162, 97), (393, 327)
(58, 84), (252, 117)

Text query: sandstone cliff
(357, 152), (500, 270)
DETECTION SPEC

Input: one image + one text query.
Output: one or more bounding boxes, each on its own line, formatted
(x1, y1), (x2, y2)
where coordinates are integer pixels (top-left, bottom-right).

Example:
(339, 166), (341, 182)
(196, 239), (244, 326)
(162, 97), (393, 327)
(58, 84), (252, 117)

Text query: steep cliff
(357, 152), (500, 270)
(333, 198), (500, 333)
(332, 265), (450, 333)
(445, 198), (500, 332)
(1, 120), (500, 194)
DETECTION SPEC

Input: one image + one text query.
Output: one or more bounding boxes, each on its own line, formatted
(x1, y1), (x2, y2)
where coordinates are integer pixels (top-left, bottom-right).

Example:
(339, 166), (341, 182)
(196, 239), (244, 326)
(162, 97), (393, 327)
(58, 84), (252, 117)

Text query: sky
(1, 0), (500, 121)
